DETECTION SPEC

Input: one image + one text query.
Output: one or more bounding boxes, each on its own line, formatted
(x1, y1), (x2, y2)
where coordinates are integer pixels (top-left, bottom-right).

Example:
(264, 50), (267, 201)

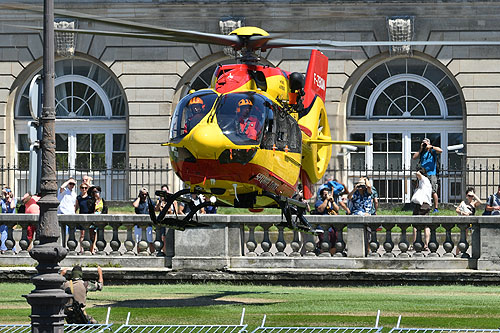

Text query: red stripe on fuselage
(171, 159), (296, 197)
(215, 64), (286, 94)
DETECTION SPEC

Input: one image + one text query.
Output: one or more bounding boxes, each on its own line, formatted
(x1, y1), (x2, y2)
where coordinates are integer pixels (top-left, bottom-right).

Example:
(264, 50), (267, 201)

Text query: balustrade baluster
(442, 223), (455, 257)
(368, 224), (380, 257)
(318, 223), (331, 257)
(18, 224), (29, 254)
(427, 225), (439, 257)
(289, 230), (301, 257)
(154, 226), (165, 257)
(137, 225), (149, 256)
(4, 222), (15, 254)
(245, 225), (257, 257)
(109, 223), (121, 256)
(398, 224), (410, 258)
(66, 223), (78, 255)
(81, 225), (92, 255)
(334, 224), (346, 257)
(95, 222), (107, 255)
(303, 232), (316, 256)
(275, 225), (287, 257)
(413, 225), (425, 257)
(383, 224), (395, 257)
(260, 225), (273, 257)
(123, 224), (136, 256)
(457, 223), (470, 258)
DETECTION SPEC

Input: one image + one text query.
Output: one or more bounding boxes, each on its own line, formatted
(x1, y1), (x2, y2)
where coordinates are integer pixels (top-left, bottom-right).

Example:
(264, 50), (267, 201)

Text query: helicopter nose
(189, 124), (226, 158)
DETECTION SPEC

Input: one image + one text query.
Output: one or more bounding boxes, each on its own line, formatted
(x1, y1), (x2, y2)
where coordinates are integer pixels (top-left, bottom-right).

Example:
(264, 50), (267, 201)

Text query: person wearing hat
(57, 178), (77, 214)
(347, 177), (373, 216)
(412, 137), (442, 213)
(61, 265), (103, 324)
(184, 96), (206, 133)
(237, 98), (260, 140)
(21, 192), (41, 250)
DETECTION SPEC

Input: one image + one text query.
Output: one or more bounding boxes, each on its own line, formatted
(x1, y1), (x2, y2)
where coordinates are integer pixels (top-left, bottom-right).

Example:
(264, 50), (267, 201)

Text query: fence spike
(261, 314), (266, 327)
(105, 306), (111, 324)
(375, 309), (380, 328)
(126, 311), (131, 325)
(240, 307), (245, 326)
(396, 315), (401, 328)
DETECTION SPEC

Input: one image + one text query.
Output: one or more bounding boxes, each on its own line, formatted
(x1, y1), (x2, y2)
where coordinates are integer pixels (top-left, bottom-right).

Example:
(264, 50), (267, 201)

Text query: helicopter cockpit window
(215, 92), (269, 145)
(170, 91), (218, 142)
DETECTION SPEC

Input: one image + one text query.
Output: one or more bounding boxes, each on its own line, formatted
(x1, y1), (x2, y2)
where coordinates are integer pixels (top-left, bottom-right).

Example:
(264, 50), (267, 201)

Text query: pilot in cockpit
(237, 98), (261, 140)
(184, 97), (206, 133)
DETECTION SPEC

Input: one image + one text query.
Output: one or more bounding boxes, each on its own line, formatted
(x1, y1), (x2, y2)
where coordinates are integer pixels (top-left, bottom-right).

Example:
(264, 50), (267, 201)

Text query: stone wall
(1, 1), (500, 191)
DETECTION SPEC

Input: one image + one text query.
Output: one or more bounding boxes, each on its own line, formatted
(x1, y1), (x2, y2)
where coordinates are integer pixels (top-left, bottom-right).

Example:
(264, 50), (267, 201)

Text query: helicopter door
(275, 108), (302, 153)
(169, 91), (218, 143)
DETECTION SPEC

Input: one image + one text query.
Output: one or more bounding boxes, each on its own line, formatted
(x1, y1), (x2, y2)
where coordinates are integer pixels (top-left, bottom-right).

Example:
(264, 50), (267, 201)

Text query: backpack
(322, 181), (345, 197)
(64, 281), (90, 324)
(64, 299), (89, 324)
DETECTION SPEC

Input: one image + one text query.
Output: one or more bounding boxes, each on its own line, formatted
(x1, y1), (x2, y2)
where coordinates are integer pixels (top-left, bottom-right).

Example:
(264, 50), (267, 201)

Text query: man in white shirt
(58, 178), (77, 214)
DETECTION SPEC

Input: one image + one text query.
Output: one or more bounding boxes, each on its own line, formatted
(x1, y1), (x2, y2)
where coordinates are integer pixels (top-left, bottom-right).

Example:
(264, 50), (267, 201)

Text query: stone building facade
(1, 0), (499, 201)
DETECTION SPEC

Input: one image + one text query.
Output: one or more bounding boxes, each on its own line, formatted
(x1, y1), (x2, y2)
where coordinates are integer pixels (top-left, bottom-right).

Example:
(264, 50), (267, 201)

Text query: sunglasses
(467, 194), (474, 197)
(80, 186), (88, 189)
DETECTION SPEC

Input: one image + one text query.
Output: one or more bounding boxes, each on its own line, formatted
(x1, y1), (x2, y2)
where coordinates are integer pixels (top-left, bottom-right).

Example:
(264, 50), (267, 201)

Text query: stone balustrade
(0, 214), (499, 271)
(0, 214), (172, 267)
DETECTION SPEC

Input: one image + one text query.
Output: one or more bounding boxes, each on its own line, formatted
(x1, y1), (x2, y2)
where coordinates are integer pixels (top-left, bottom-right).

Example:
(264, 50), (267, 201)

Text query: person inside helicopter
(236, 98), (261, 140)
(184, 96), (206, 133)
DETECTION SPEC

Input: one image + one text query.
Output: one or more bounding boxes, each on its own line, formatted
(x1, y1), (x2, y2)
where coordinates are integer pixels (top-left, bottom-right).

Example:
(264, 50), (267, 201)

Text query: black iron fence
(1, 159), (172, 201)
(312, 162), (500, 204)
(0, 159), (499, 203)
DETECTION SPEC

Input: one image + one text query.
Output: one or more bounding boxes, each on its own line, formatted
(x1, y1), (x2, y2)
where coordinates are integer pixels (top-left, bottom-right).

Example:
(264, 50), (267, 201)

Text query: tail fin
(302, 49), (328, 109)
(300, 169), (313, 200)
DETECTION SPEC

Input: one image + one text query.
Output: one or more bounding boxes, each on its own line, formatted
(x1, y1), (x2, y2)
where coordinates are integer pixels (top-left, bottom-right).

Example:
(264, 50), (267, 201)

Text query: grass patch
(1, 283), (500, 329)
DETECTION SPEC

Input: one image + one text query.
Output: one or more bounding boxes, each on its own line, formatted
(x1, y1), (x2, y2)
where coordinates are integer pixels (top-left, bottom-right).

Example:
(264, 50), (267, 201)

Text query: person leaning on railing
(483, 185), (500, 215)
(0, 187), (16, 253)
(411, 167), (433, 251)
(347, 177), (373, 216)
(456, 187), (482, 216)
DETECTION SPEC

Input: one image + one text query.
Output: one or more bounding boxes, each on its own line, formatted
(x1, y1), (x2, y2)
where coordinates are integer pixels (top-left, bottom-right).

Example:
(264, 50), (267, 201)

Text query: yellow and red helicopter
(10, 4), (500, 231)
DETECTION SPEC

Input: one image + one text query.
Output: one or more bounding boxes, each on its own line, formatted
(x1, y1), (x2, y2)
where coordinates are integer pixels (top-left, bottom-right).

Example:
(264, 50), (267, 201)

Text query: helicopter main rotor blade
(5, 3), (500, 52)
(1, 3), (241, 47)
(10, 24), (219, 44)
(265, 38), (500, 48)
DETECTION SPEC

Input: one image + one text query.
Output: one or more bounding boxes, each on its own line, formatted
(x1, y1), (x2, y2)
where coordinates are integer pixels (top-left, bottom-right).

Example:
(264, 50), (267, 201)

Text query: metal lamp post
(24, 0), (70, 331)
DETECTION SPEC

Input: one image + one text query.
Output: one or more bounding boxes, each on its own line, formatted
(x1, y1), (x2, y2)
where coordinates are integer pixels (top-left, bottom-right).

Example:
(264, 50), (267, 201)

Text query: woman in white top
(456, 187), (482, 216)
(412, 168), (433, 215)
(411, 167), (433, 251)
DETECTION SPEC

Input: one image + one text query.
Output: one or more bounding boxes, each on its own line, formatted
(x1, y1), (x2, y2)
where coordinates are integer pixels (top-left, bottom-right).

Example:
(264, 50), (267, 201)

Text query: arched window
(347, 56), (464, 203)
(16, 58), (126, 119)
(15, 57), (127, 199)
(350, 57), (462, 119)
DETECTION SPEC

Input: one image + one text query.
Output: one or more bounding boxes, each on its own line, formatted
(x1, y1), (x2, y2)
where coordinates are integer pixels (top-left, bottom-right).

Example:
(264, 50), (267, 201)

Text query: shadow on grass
(96, 290), (276, 308)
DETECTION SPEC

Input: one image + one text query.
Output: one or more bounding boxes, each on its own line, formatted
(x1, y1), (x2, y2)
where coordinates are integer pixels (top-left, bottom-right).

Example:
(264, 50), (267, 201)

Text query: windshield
(216, 92), (270, 145)
(170, 91), (218, 142)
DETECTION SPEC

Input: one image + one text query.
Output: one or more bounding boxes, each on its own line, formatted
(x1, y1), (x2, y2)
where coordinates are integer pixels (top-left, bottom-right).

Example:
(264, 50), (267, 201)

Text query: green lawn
(2, 283), (500, 329)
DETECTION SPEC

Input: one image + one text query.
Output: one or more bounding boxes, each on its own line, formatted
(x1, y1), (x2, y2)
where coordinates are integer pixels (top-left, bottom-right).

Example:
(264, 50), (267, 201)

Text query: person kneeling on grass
(62, 265), (103, 324)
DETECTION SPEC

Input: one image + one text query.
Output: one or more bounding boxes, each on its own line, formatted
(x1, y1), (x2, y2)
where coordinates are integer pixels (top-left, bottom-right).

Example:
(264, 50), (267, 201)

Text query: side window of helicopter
(274, 109), (301, 153)
(260, 108), (275, 150)
(215, 92), (267, 145)
(169, 91), (218, 142)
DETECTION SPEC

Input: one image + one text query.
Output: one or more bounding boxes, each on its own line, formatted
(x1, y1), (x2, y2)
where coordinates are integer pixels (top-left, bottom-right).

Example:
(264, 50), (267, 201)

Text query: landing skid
(148, 189), (314, 233)
(147, 189), (213, 231)
(261, 191), (314, 233)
